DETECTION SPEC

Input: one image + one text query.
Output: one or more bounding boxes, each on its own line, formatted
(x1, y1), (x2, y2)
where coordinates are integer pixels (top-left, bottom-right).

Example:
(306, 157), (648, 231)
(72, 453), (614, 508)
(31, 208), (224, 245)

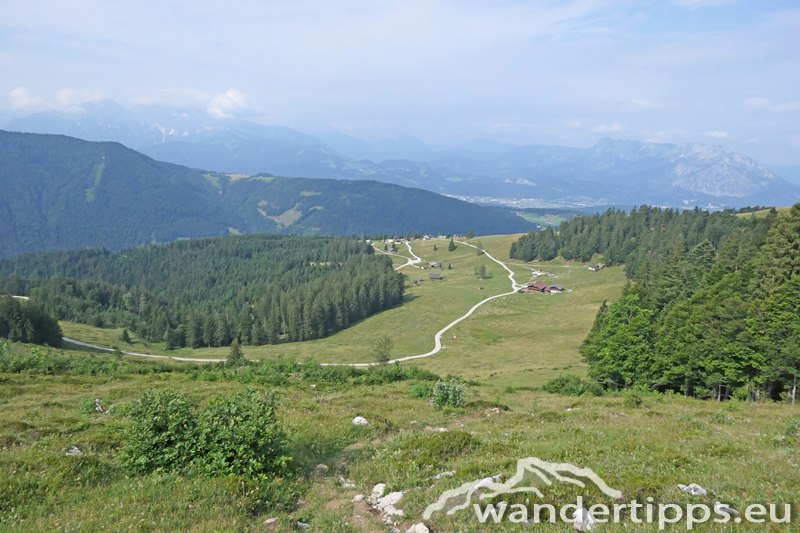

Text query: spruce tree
(466, 230), (474, 239)
(228, 338), (244, 365)
(120, 328), (132, 344)
(448, 239), (456, 252)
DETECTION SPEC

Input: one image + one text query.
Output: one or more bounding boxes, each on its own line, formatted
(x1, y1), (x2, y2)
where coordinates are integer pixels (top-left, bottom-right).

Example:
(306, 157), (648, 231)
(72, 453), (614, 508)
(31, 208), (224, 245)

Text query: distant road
(62, 337), (224, 363)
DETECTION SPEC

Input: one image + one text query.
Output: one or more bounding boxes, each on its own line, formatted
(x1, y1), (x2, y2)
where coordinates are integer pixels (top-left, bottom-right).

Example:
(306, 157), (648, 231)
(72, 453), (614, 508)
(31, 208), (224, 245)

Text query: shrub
(622, 388), (644, 408)
(432, 377), (466, 409)
(411, 382), (434, 399)
(120, 388), (291, 479)
(542, 374), (603, 397)
(120, 389), (197, 474)
(195, 389), (290, 478)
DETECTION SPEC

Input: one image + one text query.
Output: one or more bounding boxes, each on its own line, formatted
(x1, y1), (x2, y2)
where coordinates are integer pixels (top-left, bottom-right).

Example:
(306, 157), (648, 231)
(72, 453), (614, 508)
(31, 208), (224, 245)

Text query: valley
(55, 234), (625, 388)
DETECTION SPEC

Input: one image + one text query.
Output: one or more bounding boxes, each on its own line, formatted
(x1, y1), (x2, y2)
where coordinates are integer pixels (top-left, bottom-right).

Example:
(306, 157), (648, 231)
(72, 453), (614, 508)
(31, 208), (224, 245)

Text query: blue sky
(1, 0), (798, 163)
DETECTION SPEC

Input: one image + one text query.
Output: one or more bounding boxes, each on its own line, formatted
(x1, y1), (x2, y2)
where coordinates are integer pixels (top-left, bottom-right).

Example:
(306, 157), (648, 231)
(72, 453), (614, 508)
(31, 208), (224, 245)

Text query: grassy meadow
(735, 206), (793, 219)
(59, 235), (625, 389)
(1, 352), (798, 532)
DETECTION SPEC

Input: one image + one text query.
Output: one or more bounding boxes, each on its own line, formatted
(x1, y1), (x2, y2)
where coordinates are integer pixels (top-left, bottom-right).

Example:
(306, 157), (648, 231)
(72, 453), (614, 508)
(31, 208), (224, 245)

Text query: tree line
(0, 295), (62, 347)
(0, 234), (404, 348)
(509, 206), (772, 268)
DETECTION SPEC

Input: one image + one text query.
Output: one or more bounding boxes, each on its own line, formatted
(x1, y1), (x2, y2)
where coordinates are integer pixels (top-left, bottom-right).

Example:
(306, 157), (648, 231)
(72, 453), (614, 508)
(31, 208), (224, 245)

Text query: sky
(1, 0), (799, 164)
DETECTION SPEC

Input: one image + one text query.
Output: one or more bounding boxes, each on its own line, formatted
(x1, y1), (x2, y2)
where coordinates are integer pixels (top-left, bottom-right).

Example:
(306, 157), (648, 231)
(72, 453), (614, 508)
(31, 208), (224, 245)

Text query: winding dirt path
(324, 240), (522, 366)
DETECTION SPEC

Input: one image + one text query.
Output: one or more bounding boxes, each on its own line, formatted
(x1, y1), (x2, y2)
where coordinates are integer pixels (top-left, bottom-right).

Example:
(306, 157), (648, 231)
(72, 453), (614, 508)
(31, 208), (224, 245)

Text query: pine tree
(448, 239), (456, 252)
(120, 328), (132, 344)
(163, 325), (174, 350)
(466, 230), (474, 239)
(227, 338), (244, 365)
(370, 335), (395, 364)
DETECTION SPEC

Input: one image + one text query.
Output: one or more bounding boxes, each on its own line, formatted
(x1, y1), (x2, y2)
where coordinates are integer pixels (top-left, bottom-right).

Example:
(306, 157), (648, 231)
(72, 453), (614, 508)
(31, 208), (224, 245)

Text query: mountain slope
(0, 130), (233, 257)
(0, 131), (536, 256)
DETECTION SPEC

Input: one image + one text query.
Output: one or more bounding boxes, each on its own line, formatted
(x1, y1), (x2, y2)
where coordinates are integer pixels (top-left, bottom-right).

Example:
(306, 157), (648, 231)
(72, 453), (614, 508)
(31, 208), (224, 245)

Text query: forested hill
(510, 204), (800, 401)
(509, 205), (773, 273)
(0, 130), (535, 257)
(0, 234), (404, 347)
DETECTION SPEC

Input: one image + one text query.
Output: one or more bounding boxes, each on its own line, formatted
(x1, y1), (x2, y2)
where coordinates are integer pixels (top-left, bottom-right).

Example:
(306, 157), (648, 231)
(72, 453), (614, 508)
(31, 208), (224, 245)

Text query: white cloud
(592, 124), (623, 133)
(207, 89), (249, 118)
(8, 86), (42, 109)
(743, 97), (799, 112)
(744, 138), (760, 143)
(704, 130), (728, 138)
(56, 88), (104, 109)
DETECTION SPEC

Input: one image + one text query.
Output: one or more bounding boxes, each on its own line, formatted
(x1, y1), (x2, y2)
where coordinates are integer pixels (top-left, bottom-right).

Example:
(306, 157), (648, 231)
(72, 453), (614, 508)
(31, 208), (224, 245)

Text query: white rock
(262, 517), (279, 530)
(296, 522), (311, 530)
(351, 494), (364, 503)
(406, 524), (430, 533)
(376, 491), (404, 516)
(678, 483), (708, 496)
(372, 483), (386, 497)
(65, 446), (83, 457)
(714, 502), (740, 516)
(572, 507), (597, 531)
(472, 477), (497, 490)
(433, 470), (455, 479)
(353, 416), (370, 426)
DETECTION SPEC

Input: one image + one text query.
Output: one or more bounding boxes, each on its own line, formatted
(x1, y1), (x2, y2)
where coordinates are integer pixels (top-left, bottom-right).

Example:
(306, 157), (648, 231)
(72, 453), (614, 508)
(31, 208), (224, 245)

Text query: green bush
(120, 389), (197, 475)
(120, 388), (290, 479)
(542, 374), (603, 397)
(194, 389), (290, 478)
(432, 377), (466, 409)
(411, 382), (434, 399)
(622, 388), (644, 408)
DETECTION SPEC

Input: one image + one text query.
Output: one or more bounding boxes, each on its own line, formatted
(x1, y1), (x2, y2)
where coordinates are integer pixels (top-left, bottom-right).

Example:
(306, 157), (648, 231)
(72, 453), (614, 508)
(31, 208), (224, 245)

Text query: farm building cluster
(521, 281), (565, 294)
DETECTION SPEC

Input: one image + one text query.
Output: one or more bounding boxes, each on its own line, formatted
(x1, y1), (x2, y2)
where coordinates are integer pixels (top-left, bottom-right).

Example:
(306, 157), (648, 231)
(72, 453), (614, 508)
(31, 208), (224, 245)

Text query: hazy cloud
(592, 124), (624, 133)
(704, 131), (728, 138)
(130, 88), (209, 107)
(743, 97), (799, 112)
(56, 88), (104, 110)
(206, 89), (249, 119)
(8, 87), (42, 109)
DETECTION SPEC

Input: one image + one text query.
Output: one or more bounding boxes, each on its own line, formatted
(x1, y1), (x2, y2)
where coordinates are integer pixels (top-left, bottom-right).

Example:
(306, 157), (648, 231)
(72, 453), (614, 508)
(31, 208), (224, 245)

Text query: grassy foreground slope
(1, 344), (798, 532)
(59, 234), (625, 388)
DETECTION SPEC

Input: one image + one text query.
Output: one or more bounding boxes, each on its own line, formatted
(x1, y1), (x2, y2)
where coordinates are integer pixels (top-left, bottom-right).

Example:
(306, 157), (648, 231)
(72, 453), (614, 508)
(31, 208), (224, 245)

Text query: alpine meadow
(2, 1), (800, 532)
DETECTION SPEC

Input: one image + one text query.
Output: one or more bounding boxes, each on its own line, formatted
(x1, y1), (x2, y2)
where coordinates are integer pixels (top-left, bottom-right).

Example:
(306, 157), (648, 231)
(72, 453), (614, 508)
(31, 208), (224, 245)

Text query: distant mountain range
(5, 100), (799, 209)
(0, 130), (536, 256)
